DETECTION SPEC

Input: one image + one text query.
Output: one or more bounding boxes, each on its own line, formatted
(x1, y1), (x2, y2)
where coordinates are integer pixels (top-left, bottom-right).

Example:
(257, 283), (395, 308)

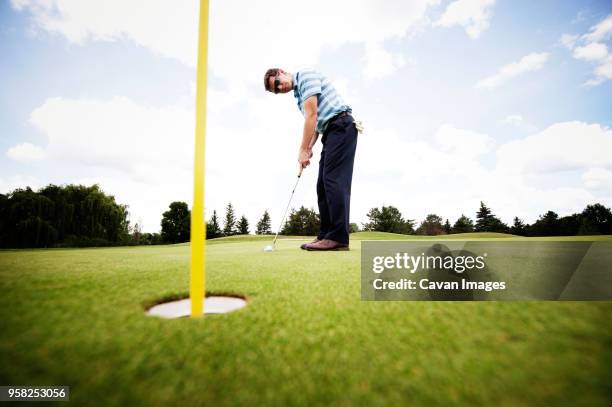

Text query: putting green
(0, 233), (610, 405)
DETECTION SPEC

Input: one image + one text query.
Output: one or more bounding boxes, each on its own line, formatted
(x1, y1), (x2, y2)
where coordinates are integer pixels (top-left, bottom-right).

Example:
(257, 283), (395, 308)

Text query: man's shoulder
(296, 68), (323, 82)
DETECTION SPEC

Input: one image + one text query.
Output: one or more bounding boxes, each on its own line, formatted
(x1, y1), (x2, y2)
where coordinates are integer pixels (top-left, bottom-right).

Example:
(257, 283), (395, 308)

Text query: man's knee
(317, 178), (326, 195)
(322, 175), (340, 192)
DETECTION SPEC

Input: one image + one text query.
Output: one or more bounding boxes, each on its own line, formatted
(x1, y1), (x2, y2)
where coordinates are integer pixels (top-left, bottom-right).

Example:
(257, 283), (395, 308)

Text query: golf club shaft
(272, 172), (301, 246)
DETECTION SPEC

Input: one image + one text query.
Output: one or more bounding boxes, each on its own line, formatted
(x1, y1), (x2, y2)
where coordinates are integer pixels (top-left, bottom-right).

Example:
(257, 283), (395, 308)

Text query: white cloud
(354, 122), (606, 225)
(594, 54), (612, 76)
(12, 0), (439, 85)
(560, 33), (579, 49)
(562, 14), (612, 86)
(585, 55), (612, 86)
(8, 1), (610, 231)
(11, 0), (198, 67)
(434, 124), (494, 158)
(209, 0), (438, 85)
(0, 174), (41, 194)
(501, 114), (537, 133)
(16, 91), (612, 231)
(20, 89), (313, 233)
(30, 96), (193, 177)
(582, 14), (612, 43)
(8, 1), (440, 228)
(496, 121), (612, 175)
(476, 52), (549, 89)
(25, 96), (194, 231)
(573, 42), (608, 61)
(502, 114), (524, 126)
(434, 0), (495, 39)
(353, 124), (495, 224)
(6, 142), (46, 161)
(582, 167), (612, 190)
(362, 42), (407, 80)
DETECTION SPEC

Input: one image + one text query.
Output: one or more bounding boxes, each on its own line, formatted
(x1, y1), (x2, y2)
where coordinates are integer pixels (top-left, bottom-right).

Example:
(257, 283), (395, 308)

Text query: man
(264, 68), (358, 251)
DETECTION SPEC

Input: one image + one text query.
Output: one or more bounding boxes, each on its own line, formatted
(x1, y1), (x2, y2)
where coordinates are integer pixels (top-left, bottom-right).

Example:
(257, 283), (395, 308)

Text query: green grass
(350, 231), (520, 239)
(350, 231), (612, 241)
(0, 233), (610, 406)
(208, 231), (612, 243)
(206, 234), (312, 245)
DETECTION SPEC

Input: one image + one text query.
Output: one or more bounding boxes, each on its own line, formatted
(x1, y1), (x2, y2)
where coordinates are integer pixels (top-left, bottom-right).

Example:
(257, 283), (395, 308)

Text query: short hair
(264, 68), (280, 92)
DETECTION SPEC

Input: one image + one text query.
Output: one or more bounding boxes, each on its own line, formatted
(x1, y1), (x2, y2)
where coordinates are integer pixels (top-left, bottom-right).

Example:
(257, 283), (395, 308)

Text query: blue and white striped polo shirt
(292, 69), (351, 134)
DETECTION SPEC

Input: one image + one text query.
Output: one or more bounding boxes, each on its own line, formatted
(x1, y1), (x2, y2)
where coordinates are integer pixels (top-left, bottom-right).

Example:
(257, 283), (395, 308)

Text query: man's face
(268, 70), (292, 94)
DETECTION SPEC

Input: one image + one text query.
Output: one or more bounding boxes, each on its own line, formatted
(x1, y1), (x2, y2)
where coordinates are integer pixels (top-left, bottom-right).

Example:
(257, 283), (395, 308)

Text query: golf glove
(355, 120), (364, 134)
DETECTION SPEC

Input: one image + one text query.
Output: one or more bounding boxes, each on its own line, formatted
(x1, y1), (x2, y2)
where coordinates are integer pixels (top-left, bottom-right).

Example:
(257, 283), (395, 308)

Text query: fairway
(1, 233), (610, 406)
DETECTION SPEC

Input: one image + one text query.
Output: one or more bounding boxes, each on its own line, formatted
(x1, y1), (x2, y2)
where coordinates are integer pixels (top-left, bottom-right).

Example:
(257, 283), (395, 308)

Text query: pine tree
(474, 202), (509, 233)
(256, 210), (272, 234)
(510, 216), (527, 236)
(206, 210), (222, 239)
(452, 214), (474, 233)
(223, 202), (237, 236)
(443, 219), (451, 234)
(237, 215), (249, 235)
(475, 202), (492, 232)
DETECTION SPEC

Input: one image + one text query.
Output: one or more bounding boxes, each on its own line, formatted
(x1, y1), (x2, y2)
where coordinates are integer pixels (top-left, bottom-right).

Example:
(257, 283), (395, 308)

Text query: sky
(1, 0), (611, 233)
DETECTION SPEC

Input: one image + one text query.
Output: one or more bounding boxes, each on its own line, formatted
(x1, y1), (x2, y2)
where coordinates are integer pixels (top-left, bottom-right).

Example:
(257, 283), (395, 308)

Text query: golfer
(264, 68), (358, 251)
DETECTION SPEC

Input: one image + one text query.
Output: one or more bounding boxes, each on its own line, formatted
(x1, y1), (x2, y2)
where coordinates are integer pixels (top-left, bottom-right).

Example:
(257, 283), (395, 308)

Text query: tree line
(160, 201), (255, 243)
(161, 201), (326, 243)
(160, 202), (321, 242)
(362, 201), (612, 236)
(2, 184), (610, 248)
(0, 185), (130, 248)
(165, 200), (611, 244)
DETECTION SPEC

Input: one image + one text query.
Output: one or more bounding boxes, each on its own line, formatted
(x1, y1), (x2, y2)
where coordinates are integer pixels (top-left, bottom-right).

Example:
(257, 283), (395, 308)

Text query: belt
(330, 111), (351, 122)
(323, 111), (352, 135)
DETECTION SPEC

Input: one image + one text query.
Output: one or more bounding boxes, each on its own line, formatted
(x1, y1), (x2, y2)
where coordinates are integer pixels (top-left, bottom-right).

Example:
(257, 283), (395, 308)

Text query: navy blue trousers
(317, 114), (358, 244)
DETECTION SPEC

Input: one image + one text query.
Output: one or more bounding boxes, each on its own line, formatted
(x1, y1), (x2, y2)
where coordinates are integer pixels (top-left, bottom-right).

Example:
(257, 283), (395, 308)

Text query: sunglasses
(273, 75), (281, 94)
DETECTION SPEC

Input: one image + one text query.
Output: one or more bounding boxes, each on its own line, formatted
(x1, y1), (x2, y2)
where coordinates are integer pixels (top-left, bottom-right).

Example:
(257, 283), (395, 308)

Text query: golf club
(264, 166), (303, 252)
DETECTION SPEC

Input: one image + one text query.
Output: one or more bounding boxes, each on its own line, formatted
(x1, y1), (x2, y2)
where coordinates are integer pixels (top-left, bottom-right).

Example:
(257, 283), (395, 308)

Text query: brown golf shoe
(300, 238), (320, 250)
(305, 239), (349, 251)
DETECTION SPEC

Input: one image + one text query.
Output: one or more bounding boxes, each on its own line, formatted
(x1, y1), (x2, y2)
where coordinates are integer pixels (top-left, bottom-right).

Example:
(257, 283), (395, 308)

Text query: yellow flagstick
(191, 0), (209, 317)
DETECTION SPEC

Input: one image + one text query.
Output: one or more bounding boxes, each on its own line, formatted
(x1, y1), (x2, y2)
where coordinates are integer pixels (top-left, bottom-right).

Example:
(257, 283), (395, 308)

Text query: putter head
(263, 245), (274, 252)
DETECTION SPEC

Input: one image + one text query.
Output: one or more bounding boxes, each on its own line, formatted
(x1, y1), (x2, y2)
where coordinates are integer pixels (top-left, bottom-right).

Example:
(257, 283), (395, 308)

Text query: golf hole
(146, 295), (247, 318)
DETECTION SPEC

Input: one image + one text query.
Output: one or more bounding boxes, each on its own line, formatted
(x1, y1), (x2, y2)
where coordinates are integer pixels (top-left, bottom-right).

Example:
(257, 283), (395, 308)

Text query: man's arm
(298, 95), (318, 170)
